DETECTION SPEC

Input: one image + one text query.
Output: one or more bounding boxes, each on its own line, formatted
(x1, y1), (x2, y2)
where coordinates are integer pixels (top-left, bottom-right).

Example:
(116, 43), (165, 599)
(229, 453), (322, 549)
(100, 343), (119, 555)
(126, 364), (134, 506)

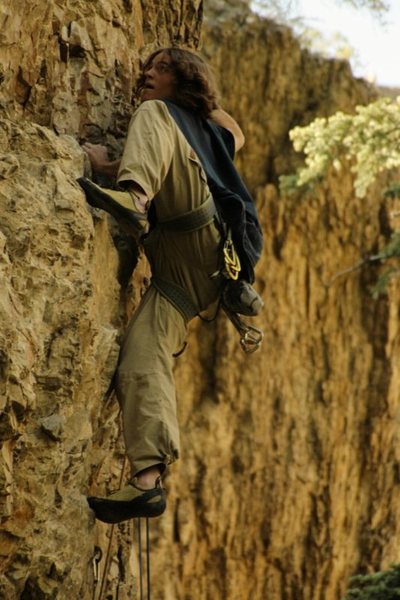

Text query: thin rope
(146, 518), (151, 600)
(97, 405), (128, 600)
(137, 518), (144, 600)
(98, 523), (115, 599)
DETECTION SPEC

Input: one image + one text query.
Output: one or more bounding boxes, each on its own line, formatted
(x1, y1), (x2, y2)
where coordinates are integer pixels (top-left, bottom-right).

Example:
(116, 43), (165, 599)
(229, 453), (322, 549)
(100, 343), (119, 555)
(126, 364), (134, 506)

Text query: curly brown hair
(136, 47), (220, 119)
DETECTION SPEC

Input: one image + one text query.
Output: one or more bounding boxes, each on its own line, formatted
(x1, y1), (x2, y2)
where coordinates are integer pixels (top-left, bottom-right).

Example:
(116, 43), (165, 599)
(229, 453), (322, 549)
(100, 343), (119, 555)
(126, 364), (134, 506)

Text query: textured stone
(0, 114), (126, 599)
(1, 1), (400, 599)
(40, 415), (66, 441)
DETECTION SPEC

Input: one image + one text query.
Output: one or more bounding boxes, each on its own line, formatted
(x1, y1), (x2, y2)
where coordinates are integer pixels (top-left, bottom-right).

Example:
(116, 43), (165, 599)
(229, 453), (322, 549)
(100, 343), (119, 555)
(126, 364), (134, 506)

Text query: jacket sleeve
(117, 100), (175, 198)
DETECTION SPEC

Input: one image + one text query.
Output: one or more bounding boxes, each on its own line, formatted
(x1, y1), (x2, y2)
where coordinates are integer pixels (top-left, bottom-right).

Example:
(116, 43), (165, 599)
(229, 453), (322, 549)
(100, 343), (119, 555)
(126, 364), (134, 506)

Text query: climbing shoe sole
(87, 487), (166, 524)
(77, 177), (147, 233)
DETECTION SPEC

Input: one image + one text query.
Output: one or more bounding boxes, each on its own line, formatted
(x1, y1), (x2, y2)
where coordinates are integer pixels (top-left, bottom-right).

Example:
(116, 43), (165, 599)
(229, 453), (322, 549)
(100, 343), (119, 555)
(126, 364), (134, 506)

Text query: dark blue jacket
(163, 100), (263, 284)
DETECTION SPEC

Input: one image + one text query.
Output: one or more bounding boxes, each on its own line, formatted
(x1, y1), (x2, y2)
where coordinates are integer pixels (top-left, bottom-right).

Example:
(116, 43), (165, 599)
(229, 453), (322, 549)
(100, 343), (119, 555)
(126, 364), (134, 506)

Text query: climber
(78, 47), (263, 524)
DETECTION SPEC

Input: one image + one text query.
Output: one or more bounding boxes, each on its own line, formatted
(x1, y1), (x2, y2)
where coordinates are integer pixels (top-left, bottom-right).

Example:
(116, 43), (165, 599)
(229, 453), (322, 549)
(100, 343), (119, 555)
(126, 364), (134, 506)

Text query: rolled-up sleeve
(117, 100), (175, 199)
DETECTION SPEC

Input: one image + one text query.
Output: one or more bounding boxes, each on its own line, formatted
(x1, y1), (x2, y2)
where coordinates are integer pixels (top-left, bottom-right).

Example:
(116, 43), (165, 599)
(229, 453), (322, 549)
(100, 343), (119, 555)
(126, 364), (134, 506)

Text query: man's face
(140, 52), (176, 102)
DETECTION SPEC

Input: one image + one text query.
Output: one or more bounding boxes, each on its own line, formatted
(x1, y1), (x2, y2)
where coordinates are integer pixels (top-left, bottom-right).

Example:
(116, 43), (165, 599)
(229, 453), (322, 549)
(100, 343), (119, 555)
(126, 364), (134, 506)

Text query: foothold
(0, 154), (19, 180)
(58, 38), (69, 63)
(40, 415), (65, 441)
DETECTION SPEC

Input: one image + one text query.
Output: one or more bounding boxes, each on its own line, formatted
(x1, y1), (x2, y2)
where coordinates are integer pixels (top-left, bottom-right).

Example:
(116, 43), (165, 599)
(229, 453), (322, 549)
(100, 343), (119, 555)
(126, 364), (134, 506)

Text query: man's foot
(87, 477), (166, 524)
(222, 279), (264, 316)
(77, 177), (147, 233)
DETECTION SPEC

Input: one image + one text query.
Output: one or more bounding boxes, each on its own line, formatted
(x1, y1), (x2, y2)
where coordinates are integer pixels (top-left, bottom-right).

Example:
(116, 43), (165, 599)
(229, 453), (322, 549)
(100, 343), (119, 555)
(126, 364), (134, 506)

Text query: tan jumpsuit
(116, 100), (222, 476)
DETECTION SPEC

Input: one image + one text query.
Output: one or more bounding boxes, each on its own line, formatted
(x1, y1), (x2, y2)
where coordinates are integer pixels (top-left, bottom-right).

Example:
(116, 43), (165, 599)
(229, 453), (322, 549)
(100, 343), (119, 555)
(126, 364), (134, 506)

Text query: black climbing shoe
(77, 177), (147, 233)
(222, 279), (264, 316)
(87, 477), (166, 524)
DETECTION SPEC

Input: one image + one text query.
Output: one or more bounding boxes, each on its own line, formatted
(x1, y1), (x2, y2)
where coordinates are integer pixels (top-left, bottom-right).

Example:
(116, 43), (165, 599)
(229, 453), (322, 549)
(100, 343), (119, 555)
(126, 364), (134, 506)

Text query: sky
(254, 0), (400, 88)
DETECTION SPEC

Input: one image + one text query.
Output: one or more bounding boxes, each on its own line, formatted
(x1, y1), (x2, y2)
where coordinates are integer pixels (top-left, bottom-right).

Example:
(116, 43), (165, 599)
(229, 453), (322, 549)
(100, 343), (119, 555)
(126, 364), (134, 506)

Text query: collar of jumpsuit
(140, 52), (177, 103)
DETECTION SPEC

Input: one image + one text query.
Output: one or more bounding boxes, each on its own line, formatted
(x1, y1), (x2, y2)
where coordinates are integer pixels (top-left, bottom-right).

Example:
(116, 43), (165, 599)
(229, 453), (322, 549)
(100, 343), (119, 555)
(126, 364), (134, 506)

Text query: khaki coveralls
(116, 100), (222, 476)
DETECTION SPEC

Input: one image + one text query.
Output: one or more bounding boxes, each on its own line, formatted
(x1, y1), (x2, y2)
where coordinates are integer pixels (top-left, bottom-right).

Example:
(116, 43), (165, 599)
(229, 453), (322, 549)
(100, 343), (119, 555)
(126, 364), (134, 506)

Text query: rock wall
(203, 11), (376, 190)
(0, 1), (201, 599)
(1, 1), (400, 599)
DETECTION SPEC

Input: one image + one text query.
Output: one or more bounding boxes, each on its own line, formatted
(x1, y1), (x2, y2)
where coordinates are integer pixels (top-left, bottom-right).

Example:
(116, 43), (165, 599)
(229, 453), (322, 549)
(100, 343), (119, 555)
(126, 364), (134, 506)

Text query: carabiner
(223, 238), (241, 280)
(223, 308), (263, 353)
(239, 324), (264, 353)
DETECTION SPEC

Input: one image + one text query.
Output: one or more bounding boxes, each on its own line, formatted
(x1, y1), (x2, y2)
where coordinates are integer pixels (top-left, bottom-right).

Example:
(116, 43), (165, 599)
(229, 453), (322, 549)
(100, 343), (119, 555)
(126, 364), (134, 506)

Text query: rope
(146, 518), (151, 600)
(137, 518), (144, 600)
(95, 401), (128, 600)
(97, 452), (127, 600)
(137, 518), (151, 599)
(94, 393), (154, 599)
(136, 518), (152, 600)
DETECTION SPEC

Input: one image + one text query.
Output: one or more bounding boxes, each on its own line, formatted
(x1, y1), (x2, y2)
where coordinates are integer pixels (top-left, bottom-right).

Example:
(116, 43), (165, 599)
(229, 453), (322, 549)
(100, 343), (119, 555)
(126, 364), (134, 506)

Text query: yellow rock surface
(1, 2), (400, 599)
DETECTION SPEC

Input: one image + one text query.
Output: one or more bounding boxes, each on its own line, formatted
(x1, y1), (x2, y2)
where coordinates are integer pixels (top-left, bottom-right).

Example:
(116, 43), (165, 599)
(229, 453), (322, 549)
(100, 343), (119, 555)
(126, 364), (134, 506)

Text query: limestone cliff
(1, 2), (400, 600)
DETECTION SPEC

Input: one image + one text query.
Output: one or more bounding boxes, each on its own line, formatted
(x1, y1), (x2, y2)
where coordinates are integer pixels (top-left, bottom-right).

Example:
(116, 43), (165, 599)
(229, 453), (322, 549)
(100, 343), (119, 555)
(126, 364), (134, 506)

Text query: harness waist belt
(152, 276), (199, 322)
(158, 195), (216, 233)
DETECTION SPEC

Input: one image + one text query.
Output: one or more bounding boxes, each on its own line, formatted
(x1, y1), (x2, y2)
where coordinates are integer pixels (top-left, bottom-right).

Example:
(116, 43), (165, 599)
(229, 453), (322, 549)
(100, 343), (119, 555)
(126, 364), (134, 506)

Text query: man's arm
(82, 142), (149, 211)
(209, 108), (245, 153)
(82, 143), (121, 178)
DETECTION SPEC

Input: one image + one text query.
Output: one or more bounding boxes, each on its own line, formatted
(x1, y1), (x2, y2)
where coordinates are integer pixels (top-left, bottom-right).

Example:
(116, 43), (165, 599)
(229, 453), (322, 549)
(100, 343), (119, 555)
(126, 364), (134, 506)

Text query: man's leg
(116, 286), (186, 478)
(87, 286), (187, 524)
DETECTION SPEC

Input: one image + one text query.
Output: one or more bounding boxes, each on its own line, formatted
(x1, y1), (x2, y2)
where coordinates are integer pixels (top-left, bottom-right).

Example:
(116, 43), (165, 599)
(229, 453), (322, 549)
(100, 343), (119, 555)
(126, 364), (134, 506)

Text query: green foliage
(368, 230), (400, 297)
(250, 0), (390, 80)
(328, 221), (400, 294)
(251, 0), (389, 28)
(252, 0), (389, 17)
(370, 266), (399, 298)
(384, 183), (400, 199)
(280, 97), (400, 297)
(251, 0), (298, 21)
(337, 0), (389, 12)
(281, 97), (400, 198)
(342, 565), (400, 599)
(279, 173), (301, 194)
(297, 28), (357, 62)
(247, 0), (397, 297)
(372, 230), (400, 262)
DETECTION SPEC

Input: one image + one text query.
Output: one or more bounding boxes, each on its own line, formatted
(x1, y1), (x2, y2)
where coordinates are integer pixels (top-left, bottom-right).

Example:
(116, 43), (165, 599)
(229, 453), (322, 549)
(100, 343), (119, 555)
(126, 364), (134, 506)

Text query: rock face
(1, 1), (400, 599)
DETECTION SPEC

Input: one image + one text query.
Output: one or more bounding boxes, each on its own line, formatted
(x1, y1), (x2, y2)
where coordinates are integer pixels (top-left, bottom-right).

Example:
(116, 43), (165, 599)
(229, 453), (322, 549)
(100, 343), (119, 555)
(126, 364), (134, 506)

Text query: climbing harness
(151, 186), (264, 352)
(158, 194), (216, 233)
(223, 306), (263, 354)
(137, 517), (152, 600)
(152, 276), (198, 322)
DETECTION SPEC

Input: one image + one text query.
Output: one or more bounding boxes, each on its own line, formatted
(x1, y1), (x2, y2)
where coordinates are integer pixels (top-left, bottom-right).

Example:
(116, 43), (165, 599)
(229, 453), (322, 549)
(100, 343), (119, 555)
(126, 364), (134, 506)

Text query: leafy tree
(206, 0), (398, 294)
(249, 0), (389, 65)
(207, 0), (389, 21)
(342, 564), (400, 599)
(252, 0), (389, 20)
(280, 97), (400, 199)
(337, 0), (389, 11)
(279, 96), (400, 295)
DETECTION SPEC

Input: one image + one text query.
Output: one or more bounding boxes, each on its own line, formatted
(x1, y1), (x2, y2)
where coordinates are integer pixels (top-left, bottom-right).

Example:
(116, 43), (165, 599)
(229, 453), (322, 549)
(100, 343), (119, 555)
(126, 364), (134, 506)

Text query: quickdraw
(223, 237), (241, 281)
(223, 307), (263, 353)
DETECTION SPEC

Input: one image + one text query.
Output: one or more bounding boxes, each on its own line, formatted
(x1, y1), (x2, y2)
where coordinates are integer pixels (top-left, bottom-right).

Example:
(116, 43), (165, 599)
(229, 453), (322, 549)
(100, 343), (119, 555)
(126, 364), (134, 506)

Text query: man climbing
(78, 47), (263, 524)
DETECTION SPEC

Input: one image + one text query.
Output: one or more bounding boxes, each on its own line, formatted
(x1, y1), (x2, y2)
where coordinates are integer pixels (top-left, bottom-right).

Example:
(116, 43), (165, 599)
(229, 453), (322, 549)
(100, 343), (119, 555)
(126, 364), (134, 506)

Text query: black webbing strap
(152, 277), (199, 322)
(158, 195), (216, 233)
